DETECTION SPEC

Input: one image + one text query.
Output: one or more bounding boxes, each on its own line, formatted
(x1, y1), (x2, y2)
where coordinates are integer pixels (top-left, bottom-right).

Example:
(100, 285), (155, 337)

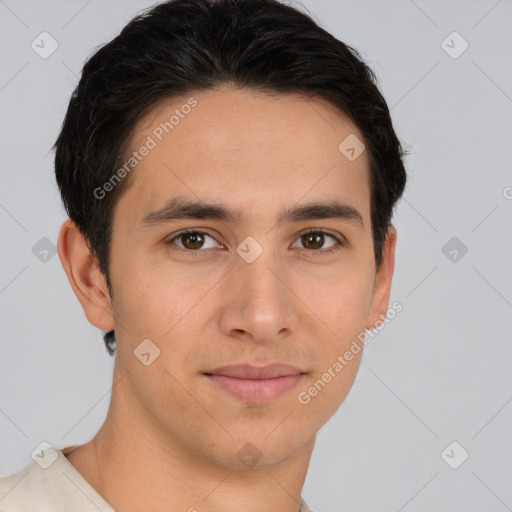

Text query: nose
(218, 247), (300, 345)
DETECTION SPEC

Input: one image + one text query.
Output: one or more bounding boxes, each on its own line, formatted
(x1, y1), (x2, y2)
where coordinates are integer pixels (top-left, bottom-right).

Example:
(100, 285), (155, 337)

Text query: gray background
(1, 0), (511, 510)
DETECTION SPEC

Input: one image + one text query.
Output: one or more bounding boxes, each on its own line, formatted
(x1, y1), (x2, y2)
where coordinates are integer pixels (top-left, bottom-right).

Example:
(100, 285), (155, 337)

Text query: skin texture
(57, 85), (397, 512)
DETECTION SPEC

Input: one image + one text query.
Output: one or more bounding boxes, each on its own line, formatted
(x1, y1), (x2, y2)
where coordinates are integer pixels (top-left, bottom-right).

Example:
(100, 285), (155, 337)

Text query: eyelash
(165, 228), (345, 257)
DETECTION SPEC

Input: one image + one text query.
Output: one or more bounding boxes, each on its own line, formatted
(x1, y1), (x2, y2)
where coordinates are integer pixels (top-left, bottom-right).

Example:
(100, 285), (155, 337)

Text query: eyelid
(293, 228), (345, 255)
(296, 227), (344, 242)
(166, 228), (223, 252)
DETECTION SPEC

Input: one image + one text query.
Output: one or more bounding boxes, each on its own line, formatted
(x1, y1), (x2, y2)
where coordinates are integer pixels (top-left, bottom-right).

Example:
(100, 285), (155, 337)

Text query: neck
(67, 362), (316, 512)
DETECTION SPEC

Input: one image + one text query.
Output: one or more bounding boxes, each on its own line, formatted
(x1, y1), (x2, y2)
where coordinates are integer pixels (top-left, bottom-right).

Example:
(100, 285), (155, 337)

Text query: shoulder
(299, 497), (315, 512)
(0, 461), (37, 512)
(0, 445), (113, 512)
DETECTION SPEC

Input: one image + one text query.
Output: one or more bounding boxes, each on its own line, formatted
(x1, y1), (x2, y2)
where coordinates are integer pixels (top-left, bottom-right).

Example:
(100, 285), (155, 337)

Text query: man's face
(104, 86), (394, 467)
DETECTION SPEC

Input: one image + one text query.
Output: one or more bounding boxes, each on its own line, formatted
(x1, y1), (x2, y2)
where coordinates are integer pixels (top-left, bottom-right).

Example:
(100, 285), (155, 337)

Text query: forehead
(116, 86), (371, 227)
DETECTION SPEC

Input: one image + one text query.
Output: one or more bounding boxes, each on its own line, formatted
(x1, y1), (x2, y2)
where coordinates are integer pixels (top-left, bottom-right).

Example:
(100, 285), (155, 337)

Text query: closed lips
(203, 364), (306, 404)
(204, 363), (305, 379)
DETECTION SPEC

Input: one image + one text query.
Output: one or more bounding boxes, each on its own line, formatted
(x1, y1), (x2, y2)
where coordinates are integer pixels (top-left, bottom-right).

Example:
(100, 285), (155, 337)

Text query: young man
(0, 0), (407, 510)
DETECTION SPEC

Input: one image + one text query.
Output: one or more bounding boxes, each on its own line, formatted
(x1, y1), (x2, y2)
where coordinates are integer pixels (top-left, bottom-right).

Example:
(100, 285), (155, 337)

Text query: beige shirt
(0, 445), (314, 512)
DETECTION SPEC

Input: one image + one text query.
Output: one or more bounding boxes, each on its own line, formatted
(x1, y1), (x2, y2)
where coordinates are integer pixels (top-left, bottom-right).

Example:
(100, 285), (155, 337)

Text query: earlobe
(366, 226), (397, 331)
(57, 219), (115, 332)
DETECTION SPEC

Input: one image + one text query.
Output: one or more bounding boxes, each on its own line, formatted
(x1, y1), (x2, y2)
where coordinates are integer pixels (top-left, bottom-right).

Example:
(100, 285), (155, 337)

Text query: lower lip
(205, 374), (304, 403)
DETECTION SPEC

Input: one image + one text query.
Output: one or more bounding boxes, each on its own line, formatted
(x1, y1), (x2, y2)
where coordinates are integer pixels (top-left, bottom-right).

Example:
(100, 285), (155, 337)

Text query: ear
(57, 219), (115, 332)
(366, 225), (397, 330)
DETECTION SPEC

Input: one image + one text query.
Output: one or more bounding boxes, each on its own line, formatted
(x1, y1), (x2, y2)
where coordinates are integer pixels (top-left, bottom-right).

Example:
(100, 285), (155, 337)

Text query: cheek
(112, 249), (375, 356)
(295, 351), (362, 434)
(110, 251), (192, 335)
(296, 262), (375, 339)
(293, 274), (372, 423)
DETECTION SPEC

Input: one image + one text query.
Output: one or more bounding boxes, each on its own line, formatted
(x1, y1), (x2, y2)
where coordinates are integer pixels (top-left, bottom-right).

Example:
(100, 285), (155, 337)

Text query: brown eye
(166, 229), (219, 252)
(180, 231), (205, 250)
(301, 232), (325, 250)
(292, 230), (342, 254)
(165, 228), (344, 257)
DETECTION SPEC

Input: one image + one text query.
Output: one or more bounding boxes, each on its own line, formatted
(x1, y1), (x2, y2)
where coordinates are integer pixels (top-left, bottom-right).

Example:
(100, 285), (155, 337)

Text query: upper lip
(204, 363), (304, 379)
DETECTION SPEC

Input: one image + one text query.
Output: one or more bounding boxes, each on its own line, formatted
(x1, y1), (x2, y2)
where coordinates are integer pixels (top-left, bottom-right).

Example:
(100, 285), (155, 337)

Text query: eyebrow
(139, 195), (364, 229)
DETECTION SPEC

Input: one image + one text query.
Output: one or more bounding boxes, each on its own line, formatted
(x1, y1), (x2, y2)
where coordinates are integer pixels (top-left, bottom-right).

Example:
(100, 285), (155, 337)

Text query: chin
(200, 423), (310, 469)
